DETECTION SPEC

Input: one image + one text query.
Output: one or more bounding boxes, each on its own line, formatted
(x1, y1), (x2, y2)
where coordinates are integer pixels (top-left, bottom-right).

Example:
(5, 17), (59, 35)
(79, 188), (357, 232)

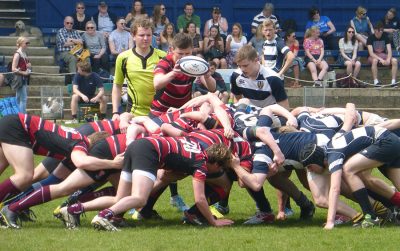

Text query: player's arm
(325, 169), (342, 230)
(377, 119), (400, 130)
(153, 66), (180, 90)
(268, 103), (298, 128)
(111, 84), (122, 120)
(71, 150), (124, 171)
(230, 156), (268, 191)
(160, 123), (185, 137)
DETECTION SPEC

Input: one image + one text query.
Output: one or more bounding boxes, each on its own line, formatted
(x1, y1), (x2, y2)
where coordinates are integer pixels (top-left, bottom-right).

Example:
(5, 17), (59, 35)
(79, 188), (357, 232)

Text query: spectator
(248, 24), (265, 58)
(305, 6), (337, 50)
(184, 22), (203, 57)
(109, 17), (134, 60)
(11, 36), (31, 113)
(382, 8), (400, 50)
(367, 22), (398, 87)
(251, 3), (280, 35)
(338, 26), (361, 82)
(225, 23), (247, 69)
(303, 26), (329, 87)
(284, 30), (304, 88)
(72, 2), (91, 32)
(203, 7), (228, 39)
(204, 25), (227, 69)
(69, 61), (107, 123)
(56, 16), (83, 73)
(261, 19), (294, 80)
(193, 61), (229, 103)
(350, 6), (374, 50)
(125, 0), (148, 29)
(150, 4), (170, 36)
(177, 2), (201, 34)
(92, 1), (117, 39)
(82, 20), (109, 73)
(160, 23), (175, 52)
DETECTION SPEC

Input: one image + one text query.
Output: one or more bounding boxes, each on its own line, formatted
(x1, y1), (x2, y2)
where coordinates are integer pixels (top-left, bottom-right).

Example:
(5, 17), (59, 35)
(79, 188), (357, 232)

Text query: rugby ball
(178, 56), (209, 77)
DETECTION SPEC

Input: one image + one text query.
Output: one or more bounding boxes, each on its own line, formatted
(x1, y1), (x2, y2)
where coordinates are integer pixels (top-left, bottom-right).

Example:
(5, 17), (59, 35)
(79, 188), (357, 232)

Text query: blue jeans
(15, 79), (27, 113)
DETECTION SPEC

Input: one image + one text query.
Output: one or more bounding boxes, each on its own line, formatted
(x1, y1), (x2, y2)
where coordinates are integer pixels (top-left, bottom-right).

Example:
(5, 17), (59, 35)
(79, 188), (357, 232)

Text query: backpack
(335, 73), (363, 88)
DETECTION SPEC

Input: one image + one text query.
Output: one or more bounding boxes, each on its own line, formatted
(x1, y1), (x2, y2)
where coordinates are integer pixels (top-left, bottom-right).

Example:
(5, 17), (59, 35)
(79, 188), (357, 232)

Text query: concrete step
(0, 36), (43, 46)
(0, 85), (70, 96)
(0, 46), (54, 56)
(0, 17), (31, 28)
(4, 55), (54, 65)
(32, 65), (60, 74)
(0, 0), (23, 10)
(29, 75), (65, 86)
(0, 9), (26, 17)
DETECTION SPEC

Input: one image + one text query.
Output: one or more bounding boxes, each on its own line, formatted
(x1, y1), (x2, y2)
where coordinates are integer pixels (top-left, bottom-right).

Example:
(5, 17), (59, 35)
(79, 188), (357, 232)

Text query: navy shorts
(360, 132), (400, 164)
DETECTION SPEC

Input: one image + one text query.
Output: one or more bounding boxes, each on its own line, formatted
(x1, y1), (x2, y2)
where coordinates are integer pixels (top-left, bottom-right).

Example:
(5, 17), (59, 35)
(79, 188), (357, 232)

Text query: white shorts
(121, 170), (156, 183)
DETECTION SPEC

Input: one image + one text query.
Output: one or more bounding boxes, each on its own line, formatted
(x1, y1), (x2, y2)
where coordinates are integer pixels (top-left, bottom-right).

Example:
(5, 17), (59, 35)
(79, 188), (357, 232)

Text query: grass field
(1, 156), (399, 251)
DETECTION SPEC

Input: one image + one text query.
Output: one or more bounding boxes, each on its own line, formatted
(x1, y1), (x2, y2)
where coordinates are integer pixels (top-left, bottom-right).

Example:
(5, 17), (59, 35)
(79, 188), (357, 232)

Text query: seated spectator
(184, 22), (203, 57)
(125, 0), (148, 29)
(56, 16), (83, 73)
(350, 6), (374, 50)
(82, 20), (109, 73)
(69, 61), (107, 123)
(382, 8), (400, 51)
(92, 1), (117, 39)
(284, 29), (304, 88)
(72, 2), (91, 32)
(204, 25), (227, 68)
(248, 24), (265, 58)
(306, 6), (337, 50)
(261, 19), (294, 80)
(338, 26), (361, 82)
(109, 17), (134, 60)
(303, 26), (329, 87)
(367, 22), (398, 87)
(225, 23), (247, 68)
(203, 7), (228, 39)
(177, 2), (201, 34)
(193, 61), (229, 103)
(160, 23), (175, 52)
(251, 3), (280, 35)
(150, 4), (170, 36)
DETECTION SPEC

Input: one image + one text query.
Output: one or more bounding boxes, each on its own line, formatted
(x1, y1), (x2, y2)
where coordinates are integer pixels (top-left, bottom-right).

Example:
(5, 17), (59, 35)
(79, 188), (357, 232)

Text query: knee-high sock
(169, 182), (178, 197)
(140, 185), (169, 217)
(367, 189), (394, 208)
(77, 186), (116, 203)
(60, 183), (102, 207)
(353, 188), (376, 218)
(8, 186), (51, 213)
(246, 187), (272, 213)
(187, 184), (227, 216)
(0, 178), (21, 203)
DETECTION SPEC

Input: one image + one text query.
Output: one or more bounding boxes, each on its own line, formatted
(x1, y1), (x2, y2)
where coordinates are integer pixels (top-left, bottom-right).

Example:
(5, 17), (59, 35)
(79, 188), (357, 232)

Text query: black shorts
(0, 114), (31, 148)
(360, 131), (400, 164)
(84, 169), (120, 182)
(76, 123), (96, 136)
(123, 139), (159, 177)
(42, 157), (62, 173)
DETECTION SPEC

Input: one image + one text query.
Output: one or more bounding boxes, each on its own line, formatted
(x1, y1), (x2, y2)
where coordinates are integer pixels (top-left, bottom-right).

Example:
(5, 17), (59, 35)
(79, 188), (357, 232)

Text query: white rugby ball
(178, 56), (209, 77)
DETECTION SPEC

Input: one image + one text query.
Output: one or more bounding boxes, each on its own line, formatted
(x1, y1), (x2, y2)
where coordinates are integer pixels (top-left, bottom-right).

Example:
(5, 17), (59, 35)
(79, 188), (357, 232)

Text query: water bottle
(93, 113), (98, 122)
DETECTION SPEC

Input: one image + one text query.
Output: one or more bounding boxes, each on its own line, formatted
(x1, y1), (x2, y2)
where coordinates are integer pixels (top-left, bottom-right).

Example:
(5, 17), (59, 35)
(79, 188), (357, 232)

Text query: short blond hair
(235, 44), (258, 63)
(262, 19), (276, 29)
(130, 17), (153, 35)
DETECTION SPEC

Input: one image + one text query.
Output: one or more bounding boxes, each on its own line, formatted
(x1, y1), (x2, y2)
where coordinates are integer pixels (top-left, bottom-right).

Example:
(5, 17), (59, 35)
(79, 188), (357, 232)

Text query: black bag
(10, 74), (23, 91)
(206, 46), (223, 60)
(335, 73), (363, 88)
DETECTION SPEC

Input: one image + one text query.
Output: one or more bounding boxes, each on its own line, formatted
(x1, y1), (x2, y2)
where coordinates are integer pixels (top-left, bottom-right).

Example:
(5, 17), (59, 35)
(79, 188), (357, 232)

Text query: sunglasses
(66, 22), (74, 25)
(77, 7), (85, 9)
(86, 27), (95, 29)
(161, 8), (165, 10)
(119, 23), (126, 25)
(347, 31), (354, 33)
(25, 42), (30, 45)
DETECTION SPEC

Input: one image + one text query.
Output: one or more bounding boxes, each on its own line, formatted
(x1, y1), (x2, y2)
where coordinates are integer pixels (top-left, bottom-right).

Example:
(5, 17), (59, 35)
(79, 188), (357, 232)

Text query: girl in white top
(338, 26), (361, 79)
(225, 23), (247, 68)
(203, 7), (228, 38)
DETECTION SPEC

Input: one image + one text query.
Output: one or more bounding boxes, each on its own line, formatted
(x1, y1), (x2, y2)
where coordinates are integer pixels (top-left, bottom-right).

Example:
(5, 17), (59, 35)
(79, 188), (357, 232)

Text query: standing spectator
(284, 30), (304, 88)
(125, 0), (148, 29)
(109, 18), (134, 60)
(151, 4), (170, 37)
(248, 24), (265, 58)
(160, 23), (175, 52)
(261, 19), (294, 81)
(11, 36), (31, 113)
(193, 61), (229, 103)
(367, 22), (398, 87)
(350, 6), (374, 50)
(177, 2), (201, 34)
(225, 23), (247, 69)
(303, 26), (329, 87)
(68, 61), (107, 123)
(203, 7), (228, 39)
(338, 26), (361, 82)
(92, 1), (117, 39)
(382, 8), (400, 51)
(251, 3), (280, 35)
(56, 16), (83, 73)
(204, 25), (227, 69)
(82, 20), (109, 73)
(112, 18), (166, 119)
(305, 6), (337, 50)
(72, 2), (91, 32)
(184, 22), (203, 57)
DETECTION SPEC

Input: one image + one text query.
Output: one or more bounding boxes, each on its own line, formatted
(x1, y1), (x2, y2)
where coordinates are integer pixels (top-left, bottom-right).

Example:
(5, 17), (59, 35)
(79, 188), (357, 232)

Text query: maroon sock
(68, 202), (84, 215)
(9, 186), (51, 212)
(0, 178), (21, 203)
(390, 192), (400, 207)
(78, 186), (116, 203)
(98, 208), (114, 220)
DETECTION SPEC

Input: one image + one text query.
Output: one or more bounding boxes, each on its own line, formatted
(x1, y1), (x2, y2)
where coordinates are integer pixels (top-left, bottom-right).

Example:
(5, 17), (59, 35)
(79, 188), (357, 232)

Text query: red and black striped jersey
(18, 113), (89, 159)
(88, 120), (121, 134)
(157, 106), (199, 124)
(150, 54), (195, 117)
(145, 135), (208, 181)
(188, 129), (253, 171)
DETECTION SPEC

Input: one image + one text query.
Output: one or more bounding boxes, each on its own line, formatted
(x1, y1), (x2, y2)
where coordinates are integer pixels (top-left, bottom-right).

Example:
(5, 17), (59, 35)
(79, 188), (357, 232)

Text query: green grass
(0, 156), (398, 251)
